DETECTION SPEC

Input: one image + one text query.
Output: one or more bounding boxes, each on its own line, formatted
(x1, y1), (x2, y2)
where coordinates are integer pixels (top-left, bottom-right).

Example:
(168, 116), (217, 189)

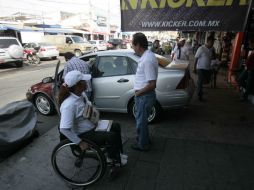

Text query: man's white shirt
(134, 50), (158, 90)
(195, 45), (212, 70)
(173, 46), (189, 61)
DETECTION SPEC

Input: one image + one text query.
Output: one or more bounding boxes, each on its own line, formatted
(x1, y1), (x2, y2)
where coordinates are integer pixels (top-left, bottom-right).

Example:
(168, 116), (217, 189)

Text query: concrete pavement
(1, 67), (254, 190)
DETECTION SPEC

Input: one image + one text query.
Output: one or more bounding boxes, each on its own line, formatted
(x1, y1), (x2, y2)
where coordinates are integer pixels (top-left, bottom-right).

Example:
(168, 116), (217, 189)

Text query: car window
(71, 36), (85, 43)
(66, 37), (72, 44)
(97, 56), (132, 77)
(0, 39), (19, 48)
(97, 56), (115, 77)
(127, 58), (138, 73)
(80, 55), (97, 77)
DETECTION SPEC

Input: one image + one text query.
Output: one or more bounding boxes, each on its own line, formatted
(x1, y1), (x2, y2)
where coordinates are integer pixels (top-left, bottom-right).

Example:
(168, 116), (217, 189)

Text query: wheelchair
(51, 135), (121, 188)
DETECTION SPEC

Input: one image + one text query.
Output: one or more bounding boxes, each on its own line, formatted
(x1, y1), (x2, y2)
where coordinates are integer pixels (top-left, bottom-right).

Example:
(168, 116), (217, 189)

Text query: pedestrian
(194, 36), (215, 101)
(172, 38), (189, 61)
(59, 70), (128, 166)
(150, 39), (164, 55)
(63, 52), (92, 100)
(131, 33), (158, 151)
(237, 37), (254, 101)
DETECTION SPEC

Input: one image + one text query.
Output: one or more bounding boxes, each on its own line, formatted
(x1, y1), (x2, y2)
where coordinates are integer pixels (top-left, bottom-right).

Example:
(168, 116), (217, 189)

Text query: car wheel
(15, 61), (23, 67)
(34, 93), (55, 115)
(93, 48), (98, 52)
(74, 50), (82, 57)
(52, 56), (57, 60)
(129, 100), (161, 123)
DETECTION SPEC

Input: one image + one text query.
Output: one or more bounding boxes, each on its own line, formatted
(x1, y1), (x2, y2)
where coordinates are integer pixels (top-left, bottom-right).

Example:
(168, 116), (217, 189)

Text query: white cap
(64, 70), (91, 87)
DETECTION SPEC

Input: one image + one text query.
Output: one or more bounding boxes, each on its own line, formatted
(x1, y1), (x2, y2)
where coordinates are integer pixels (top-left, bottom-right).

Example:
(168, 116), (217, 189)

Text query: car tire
(128, 99), (161, 123)
(15, 61), (23, 67)
(34, 93), (55, 115)
(93, 48), (98, 52)
(52, 56), (57, 60)
(74, 50), (82, 57)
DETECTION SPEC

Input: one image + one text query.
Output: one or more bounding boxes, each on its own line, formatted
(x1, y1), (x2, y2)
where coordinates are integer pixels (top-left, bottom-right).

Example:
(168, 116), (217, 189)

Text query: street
(1, 69), (254, 190)
(0, 58), (65, 109)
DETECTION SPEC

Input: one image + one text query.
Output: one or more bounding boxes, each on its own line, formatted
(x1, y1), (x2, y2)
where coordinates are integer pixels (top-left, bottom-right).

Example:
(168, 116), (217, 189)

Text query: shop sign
(121, 0), (252, 31)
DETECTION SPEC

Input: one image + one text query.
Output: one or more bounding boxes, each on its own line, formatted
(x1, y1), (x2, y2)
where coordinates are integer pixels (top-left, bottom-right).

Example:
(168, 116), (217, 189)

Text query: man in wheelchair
(58, 70), (128, 167)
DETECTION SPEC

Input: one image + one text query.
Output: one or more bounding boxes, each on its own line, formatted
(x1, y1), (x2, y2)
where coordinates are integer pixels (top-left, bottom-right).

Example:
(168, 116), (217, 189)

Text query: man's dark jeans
(197, 69), (210, 98)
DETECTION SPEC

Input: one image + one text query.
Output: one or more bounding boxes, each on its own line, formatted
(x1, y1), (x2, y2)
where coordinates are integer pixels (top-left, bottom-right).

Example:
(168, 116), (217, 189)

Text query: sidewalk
(1, 65), (254, 190)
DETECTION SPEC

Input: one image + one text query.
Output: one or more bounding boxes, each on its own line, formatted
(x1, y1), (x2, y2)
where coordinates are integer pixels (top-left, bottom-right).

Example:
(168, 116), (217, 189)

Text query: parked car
(26, 50), (195, 123)
(89, 40), (107, 52)
(40, 35), (92, 56)
(0, 37), (24, 67)
(108, 39), (127, 49)
(23, 42), (59, 60)
(106, 42), (113, 50)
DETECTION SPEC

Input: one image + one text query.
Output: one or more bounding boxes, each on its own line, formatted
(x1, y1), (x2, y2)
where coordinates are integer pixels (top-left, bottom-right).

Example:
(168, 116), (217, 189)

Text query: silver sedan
(27, 50), (195, 123)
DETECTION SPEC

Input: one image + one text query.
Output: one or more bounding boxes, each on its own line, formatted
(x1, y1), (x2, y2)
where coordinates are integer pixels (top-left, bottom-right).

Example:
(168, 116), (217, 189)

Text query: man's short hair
(132, 33), (148, 49)
(207, 36), (215, 42)
(64, 52), (75, 61)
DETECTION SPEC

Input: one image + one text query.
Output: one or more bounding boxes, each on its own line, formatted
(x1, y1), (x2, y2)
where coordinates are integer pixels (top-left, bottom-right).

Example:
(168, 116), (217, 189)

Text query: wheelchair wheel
(51, 139), (106, 187)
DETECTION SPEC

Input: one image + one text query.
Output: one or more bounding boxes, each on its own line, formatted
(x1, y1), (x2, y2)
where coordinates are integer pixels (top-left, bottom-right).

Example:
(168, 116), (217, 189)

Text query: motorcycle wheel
(27, 55), (34, 64)
(33, 55), (40, 64)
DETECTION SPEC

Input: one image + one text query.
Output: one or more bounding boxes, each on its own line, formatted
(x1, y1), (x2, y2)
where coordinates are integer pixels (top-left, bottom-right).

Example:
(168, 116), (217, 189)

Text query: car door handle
(117, 78), (129, 83)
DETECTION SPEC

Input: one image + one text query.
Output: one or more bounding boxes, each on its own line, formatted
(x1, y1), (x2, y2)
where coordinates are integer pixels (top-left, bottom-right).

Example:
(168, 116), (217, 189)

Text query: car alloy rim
(132, 104), (156, 122)
(36, 96), (50, 114)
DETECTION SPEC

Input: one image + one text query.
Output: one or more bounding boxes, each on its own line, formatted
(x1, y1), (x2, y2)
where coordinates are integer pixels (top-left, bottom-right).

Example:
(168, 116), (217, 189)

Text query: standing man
(194, 36), (215, 101)
(238, 37), (254, 101)
(63, 52), (92, 100)
(131, 33), (158, 151)
(172, 38), (189, 61)
(150, 39), (164, 55)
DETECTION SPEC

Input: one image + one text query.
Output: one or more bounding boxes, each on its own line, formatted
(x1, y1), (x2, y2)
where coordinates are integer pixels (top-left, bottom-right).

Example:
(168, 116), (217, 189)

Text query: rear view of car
(36, 43), (59, 60)
(89, 40), (107, 52)
(0, 37), (24, 67)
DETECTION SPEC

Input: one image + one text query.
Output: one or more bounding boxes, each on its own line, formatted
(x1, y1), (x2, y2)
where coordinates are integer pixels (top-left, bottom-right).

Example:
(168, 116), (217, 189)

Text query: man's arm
(193, 58), (198, 73)
(135, 80), (156, 97)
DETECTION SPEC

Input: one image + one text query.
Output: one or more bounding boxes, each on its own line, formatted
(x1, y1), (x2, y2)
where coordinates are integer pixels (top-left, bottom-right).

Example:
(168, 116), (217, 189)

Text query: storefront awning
(0, 24), (41, 32)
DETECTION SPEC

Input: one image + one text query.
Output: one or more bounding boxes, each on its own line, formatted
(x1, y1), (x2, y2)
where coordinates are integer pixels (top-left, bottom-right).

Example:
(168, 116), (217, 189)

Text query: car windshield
(71, 36), (85, 43)
(0, 39), (19, 49)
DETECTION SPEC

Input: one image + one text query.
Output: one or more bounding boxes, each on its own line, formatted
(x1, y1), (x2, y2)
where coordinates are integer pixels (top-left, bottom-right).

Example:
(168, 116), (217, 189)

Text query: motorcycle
(23, 48), (40, 65)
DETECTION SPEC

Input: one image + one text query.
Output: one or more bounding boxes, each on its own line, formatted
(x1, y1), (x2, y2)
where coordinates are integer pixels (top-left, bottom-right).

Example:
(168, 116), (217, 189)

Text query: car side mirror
(42, 77), (53, 84)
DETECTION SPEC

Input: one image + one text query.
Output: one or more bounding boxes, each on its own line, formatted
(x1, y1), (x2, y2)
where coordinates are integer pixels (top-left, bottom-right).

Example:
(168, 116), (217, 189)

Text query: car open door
(52, 60), (61, 116)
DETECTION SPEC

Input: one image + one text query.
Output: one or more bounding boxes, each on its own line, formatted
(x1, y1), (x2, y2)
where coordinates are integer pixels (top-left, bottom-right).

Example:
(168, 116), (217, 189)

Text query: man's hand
(79, 141), (89, 151)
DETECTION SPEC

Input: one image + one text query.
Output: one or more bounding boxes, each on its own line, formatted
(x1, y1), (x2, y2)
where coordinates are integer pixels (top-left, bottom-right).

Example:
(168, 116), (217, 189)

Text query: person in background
(194, 36), (215, 101)
(63, 52), (92, 100)
(172, 38), (189, 61)
(59, 70), (128, 166)
(131, 33), (158, 151)
(150, 39), (164, 55)
(238, 37), (254, 101)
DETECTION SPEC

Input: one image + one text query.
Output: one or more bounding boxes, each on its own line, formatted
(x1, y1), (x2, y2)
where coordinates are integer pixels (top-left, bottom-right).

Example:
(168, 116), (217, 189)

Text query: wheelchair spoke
(51, 140), (106, 187)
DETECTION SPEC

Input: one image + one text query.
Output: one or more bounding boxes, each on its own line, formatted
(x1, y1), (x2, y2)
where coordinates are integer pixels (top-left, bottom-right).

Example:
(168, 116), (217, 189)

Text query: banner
(121, 0), (252, 31)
